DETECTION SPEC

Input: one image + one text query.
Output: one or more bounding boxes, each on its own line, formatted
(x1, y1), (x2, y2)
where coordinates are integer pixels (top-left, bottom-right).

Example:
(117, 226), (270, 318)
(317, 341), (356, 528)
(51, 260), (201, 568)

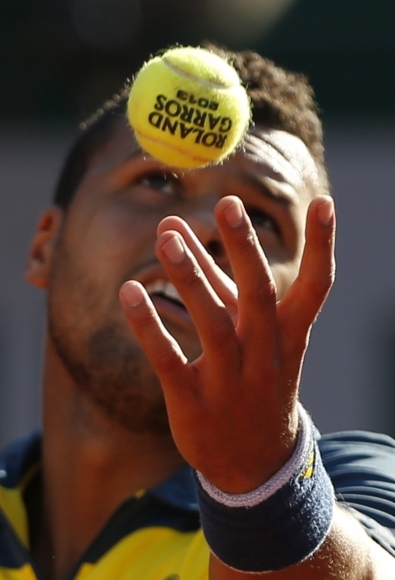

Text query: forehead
(86, 119), (319, 200)
(243, 127), (320, 194)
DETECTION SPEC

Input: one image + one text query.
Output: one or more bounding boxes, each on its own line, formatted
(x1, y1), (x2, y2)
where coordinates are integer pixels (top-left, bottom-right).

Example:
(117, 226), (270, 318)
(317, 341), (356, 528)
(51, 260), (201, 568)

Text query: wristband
(195, 405), (335, 572)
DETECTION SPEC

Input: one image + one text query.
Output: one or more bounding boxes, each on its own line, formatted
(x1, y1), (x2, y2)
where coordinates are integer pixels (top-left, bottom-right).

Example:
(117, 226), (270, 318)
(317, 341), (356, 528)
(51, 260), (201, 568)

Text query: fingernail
(122, 281), (143, 307)
(224, 199), (243, 228)
(162, 234), (185, 263)
(317, 197), (334, 226)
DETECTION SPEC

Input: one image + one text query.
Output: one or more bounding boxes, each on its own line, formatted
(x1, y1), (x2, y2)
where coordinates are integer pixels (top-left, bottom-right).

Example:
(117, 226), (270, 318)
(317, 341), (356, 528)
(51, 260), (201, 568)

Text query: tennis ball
(126, 46), (251, 169)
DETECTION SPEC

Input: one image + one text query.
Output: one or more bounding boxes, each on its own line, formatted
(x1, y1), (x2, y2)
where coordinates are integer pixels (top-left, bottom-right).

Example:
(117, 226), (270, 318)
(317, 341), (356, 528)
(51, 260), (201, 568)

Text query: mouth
(145, 279), (185, 308)
(145, 279), (193, 328)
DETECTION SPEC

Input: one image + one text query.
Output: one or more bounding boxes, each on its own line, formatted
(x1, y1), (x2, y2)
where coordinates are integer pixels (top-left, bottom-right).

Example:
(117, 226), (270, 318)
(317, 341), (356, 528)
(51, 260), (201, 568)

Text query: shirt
(1, 429), (395, 579)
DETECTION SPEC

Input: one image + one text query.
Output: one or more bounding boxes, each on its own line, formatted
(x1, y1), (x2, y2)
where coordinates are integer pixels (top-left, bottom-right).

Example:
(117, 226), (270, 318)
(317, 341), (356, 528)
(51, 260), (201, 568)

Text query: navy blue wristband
(195, 409), (335, 572)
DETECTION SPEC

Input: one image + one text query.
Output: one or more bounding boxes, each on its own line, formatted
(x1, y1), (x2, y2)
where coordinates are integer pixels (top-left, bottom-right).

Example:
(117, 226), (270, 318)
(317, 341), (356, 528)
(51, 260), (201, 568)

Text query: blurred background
(1, 0), (395, 447)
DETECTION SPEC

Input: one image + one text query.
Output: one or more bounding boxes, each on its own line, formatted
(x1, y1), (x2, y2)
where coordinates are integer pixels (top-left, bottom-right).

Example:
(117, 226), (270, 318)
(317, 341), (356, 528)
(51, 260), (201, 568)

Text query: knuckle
(135, 307), (160, 331)
(235, 231), (257, 253)
(285, 327), (309, 351)
(244, 279), (277, 305)
(207, 312), (234, 342)
(171, 265), (202, 292)
(154, 342), (181, 373)
(183, 266), (203, 289)
(310, 273), (333, 299)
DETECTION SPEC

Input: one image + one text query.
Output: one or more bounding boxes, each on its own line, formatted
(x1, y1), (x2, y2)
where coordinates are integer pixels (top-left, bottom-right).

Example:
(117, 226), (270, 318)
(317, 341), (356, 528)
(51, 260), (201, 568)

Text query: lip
(150, 294), (194, 329)
(134, 264), (194, 330)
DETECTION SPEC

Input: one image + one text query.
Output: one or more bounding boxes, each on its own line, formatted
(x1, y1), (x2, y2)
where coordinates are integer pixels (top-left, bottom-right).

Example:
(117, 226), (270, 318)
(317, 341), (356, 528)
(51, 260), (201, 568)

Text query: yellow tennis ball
(126, 46), (251, 169)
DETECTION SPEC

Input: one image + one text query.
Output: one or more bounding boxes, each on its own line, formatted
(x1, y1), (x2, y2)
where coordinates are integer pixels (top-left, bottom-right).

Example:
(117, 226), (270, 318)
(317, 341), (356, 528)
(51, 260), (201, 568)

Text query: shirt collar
(0, 431), (199, 511)
(149, 463), (198, 512)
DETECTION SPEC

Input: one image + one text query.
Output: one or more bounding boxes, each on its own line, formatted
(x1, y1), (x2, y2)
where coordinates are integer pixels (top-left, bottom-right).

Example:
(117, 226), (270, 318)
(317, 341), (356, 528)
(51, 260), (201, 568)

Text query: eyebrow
(120, 148), (295, 206)
(109, 148), (149, 177)
(238, 172), (295, 206)
(124, 148), (144, 162)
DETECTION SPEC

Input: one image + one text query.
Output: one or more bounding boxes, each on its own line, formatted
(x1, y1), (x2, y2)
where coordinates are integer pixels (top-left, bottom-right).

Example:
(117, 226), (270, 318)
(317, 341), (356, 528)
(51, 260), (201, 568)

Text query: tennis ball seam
(163, 58), (238, 90)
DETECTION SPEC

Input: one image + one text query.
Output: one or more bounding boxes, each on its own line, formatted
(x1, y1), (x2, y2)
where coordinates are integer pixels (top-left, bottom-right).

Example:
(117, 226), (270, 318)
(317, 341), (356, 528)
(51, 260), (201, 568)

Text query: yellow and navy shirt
(0, 432), (209, 580)
(1, 430), (395, 579)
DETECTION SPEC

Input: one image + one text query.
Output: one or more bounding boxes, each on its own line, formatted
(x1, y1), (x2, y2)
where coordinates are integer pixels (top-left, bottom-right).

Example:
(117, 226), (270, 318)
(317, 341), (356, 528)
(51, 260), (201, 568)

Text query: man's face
(44, 118), (321, 434)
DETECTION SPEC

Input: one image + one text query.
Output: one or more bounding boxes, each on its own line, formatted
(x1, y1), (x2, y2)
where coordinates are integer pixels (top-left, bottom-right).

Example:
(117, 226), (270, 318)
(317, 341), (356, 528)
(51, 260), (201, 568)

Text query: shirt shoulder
(318, 430), (395, 556)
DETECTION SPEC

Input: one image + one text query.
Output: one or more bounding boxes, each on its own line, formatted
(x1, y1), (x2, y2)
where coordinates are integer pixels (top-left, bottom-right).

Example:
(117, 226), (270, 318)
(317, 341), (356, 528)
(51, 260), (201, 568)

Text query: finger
(157, 215), (238, 307)
(278, 196), (336, 347)
(119, 280), (190, 385)
(155, 230), (241, 378)
(119, 281), (208, 433)
(213, 196), (279, 351)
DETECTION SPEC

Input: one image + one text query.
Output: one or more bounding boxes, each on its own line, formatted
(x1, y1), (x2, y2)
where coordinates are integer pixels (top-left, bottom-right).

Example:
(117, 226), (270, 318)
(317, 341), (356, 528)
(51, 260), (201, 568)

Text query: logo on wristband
(299, 445), (315, 481)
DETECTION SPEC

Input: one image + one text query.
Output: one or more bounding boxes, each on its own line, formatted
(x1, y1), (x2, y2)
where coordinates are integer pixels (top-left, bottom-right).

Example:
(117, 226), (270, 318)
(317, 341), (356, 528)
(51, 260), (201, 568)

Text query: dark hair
(54, 44), (329, 208)
(53, 90), (129, 208)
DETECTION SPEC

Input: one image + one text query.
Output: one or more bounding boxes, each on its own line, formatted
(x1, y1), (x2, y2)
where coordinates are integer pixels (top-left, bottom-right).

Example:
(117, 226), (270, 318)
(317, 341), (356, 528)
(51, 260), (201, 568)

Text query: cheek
(270, 260), (300, 300)
(68, 204), (159, 267)
(271, 208), (308, 298)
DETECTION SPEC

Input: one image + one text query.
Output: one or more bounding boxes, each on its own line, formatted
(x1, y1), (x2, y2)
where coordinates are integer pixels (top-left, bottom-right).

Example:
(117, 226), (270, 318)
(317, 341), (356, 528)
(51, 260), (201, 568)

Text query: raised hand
(119, 195), (335, 494)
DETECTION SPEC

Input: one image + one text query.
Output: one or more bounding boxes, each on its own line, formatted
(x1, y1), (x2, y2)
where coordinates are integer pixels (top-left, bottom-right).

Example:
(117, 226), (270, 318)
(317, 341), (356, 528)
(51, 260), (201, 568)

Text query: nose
(183, 204), (228, 265)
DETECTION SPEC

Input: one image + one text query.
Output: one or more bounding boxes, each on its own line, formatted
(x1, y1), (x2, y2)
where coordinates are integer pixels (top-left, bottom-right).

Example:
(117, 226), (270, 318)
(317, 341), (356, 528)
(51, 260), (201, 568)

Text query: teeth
(145, 280), (184, 305)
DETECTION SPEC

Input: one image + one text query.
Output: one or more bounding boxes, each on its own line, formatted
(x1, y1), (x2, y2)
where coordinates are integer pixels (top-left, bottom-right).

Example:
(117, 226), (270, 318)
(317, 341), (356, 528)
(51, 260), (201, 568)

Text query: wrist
(197, 404), (310, 505)
(195, 404), (335, 572)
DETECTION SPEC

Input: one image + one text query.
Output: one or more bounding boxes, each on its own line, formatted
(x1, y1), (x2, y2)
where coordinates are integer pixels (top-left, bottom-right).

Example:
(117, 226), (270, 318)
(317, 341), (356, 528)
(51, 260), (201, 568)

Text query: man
(1, 44), (394, 580)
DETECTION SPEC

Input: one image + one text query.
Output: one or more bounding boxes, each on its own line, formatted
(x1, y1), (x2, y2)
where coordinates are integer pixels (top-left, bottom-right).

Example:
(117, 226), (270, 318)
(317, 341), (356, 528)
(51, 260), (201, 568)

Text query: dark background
(2, 0), (395, 123)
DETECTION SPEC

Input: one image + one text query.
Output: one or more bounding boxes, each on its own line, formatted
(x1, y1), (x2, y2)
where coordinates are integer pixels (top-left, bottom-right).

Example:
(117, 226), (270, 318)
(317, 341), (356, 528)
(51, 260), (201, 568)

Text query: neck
(31, 338), (184, 580)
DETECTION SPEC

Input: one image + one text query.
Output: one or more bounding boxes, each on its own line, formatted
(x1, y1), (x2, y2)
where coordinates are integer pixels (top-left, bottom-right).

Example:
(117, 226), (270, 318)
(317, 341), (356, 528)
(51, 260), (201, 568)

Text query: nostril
(207, 239), (224, 258)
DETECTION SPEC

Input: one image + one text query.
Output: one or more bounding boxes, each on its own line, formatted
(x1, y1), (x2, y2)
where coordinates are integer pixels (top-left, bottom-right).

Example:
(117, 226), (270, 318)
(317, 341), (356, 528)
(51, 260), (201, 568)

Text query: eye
(245, 206), (279, 234)
(138, 171), (178, 196)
